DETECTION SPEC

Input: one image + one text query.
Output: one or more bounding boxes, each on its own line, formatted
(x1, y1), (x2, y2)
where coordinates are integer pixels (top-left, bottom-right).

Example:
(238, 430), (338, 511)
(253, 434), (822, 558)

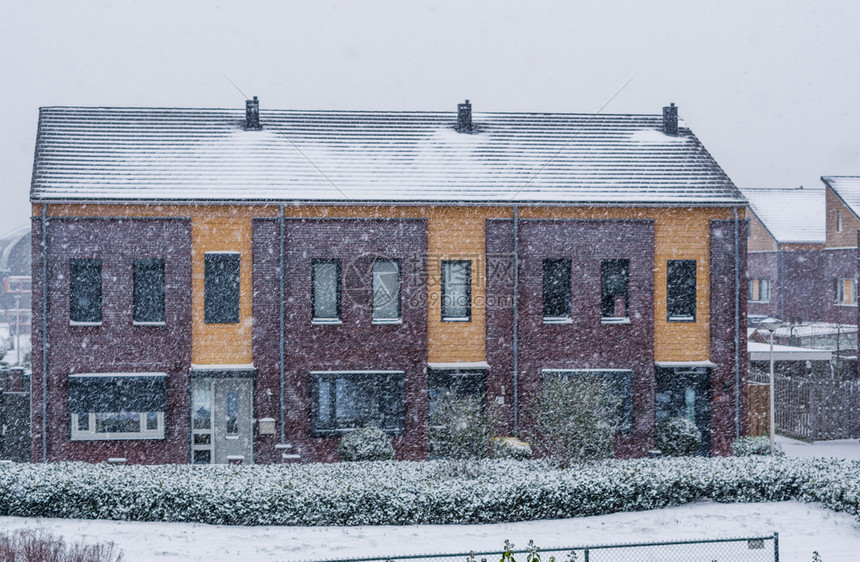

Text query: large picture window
(312, 259), (341, 322)
(543, 258), (571, 321)
(541, 369), (633, 432)
(667, 259), (696, 322)
(600, 259), (629, 322)
(69, 373), (167, 440)
(133, 259), (165, 324)
(310, 371), (405, 434)
(441, 260), (471, 322)
(372, 259), (401, 322)
(204, 252), (240, 324)
(69, 259), (102, 324)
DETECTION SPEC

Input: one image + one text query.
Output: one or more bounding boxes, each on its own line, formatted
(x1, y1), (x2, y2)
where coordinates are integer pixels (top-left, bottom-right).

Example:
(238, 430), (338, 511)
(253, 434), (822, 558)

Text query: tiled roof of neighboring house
(821, 176), (860, 218)
(740, 187), (825, 244)
(30, 106), (745, 206)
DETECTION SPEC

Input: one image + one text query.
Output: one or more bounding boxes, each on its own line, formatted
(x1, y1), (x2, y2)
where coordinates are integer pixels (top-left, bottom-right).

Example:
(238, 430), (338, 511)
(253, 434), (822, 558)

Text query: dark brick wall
(487, 219), (656, 457)
(485, 220), (515, 434)
(709, 219), (749, 455)
(31, 218), (192, 463)
(273, 219), (428, 462)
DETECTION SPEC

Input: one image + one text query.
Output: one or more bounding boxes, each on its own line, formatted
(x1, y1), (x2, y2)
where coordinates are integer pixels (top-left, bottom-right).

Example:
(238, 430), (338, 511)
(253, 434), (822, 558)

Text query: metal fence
(769, 372), (860, 441)
(300, 533), (779, 562)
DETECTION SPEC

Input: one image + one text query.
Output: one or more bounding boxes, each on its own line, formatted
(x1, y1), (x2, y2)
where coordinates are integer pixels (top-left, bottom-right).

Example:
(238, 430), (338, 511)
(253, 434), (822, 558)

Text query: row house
(745, 180), (859, 368)
(30, 99), (749, 464)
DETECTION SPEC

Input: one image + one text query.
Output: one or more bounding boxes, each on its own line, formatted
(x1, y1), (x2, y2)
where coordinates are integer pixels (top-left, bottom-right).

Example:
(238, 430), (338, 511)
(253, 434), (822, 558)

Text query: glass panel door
(191, 378), (253, 464)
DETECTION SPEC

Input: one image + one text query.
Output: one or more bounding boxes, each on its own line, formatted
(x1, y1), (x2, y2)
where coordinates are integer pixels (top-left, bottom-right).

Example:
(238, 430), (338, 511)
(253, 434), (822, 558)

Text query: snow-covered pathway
(1, 500), (857, 562)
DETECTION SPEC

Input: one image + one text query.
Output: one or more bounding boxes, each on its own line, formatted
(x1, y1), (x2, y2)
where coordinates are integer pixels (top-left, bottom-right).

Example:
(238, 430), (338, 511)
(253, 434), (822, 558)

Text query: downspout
(279, 204), (286, 444)
(733, 208), (741, 440)
(41, 204), (48, 463)
(778, 249), (785, 321)
(512, 206), (519, 436)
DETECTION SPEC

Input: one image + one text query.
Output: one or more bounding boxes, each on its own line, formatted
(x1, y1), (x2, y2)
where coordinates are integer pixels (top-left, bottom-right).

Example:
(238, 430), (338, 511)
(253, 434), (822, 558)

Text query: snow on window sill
(372, 318), (403, 325)
(668, 315), (696, 323)
(834, 303), (858, 307)
(69, 321), (102, 327)
(749, 300), (770, 304)
(543, 317), (573, 325)
(133, 321), (166, 327)
(601, 317), (631, 325)
(225, 435), (240, 440)
(312, 318), (342, 325)
(441, 316), (471, 323)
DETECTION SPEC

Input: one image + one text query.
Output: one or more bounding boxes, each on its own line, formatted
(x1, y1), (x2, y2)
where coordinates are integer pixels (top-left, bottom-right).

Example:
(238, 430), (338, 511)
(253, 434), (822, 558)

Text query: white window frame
(836, 278), (857, 306)
(749, 278), (771, 303)
(71, 411), (165, 441)
(836, 210), (843, 233)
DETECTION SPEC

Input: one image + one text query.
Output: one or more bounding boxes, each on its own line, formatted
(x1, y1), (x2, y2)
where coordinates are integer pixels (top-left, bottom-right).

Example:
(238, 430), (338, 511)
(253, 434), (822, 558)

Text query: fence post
(584, 547), (589, 562)
(774, 532), (779, 562)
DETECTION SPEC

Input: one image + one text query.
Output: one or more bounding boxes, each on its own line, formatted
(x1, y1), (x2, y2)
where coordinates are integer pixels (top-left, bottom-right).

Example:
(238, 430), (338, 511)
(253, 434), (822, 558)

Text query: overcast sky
(1, 0), (858, 231)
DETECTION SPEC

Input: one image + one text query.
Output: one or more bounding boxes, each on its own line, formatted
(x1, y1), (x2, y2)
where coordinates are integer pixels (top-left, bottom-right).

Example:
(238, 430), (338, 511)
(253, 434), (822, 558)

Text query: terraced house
(30, 99), (749, 464)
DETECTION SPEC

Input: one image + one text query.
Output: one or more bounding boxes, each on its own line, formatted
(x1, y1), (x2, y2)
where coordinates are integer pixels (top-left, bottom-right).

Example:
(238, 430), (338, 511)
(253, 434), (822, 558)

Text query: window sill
(69, 321), (102, 327)
(225, 435), (239, 440)
(70, 432), (165, 441)
(133, 321), (166, 327)
(312, 319), (343, 325)
(441, 317), (471, 323)
(748, 301), (770, 304)
(543, 317), (573, 324)
(668, 316), (696, 323)
(834, 303), (858, 307)
(372, 318), (403, 325)
(601, 317), (631, 325)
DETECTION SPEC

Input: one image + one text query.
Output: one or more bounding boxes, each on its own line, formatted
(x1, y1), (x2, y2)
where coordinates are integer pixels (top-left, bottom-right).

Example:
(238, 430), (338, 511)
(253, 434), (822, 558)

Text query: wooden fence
(749, 372), (860, 441)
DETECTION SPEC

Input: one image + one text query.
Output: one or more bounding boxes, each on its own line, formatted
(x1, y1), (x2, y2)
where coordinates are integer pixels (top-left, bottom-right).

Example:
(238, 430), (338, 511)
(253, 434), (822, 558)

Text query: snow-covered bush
(491, 437), (532, 460)
(655, 417), (701, 457)
(0, 528), (123, 561)
(528, 376), (618, 466)
(731, 436), (785, 457)
(430, 394), (495, 461)
(337, 426), (395, 461)
(1, 457), (860, 526)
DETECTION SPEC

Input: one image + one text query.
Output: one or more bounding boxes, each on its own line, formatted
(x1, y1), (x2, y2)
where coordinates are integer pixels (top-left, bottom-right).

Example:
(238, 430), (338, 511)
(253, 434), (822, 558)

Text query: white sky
(1, 0), (858, 231)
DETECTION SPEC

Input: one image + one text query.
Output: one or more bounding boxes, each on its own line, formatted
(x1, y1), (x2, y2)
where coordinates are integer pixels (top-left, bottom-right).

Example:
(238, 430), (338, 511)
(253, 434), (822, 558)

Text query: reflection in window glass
(226, 391), (239, 435)
(372, 260), (401, 321)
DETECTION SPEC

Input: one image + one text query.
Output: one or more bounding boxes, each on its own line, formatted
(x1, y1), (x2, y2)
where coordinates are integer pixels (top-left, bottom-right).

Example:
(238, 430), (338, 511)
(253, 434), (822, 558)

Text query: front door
(655, 367), (711, 456)
(191, 378), (253, 464)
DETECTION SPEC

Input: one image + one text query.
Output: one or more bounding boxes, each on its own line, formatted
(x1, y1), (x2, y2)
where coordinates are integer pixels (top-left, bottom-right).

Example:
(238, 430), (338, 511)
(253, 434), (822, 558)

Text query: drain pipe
(279, 204), (286, 444)
(733, 207), (741, 440)
(512, 206), (520, 436)
(41, 204), (48, 463)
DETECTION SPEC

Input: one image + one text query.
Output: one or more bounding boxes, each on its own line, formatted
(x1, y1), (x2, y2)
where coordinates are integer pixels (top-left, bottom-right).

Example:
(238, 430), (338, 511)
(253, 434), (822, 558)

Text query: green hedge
(0, 457), (858, 526)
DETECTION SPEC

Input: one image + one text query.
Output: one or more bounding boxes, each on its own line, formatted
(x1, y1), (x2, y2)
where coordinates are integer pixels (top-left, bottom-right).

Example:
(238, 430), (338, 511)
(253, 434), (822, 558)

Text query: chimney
(457, 99), (473, 133)
(662, 102), (678, 135)
(245, 96), (261, 130)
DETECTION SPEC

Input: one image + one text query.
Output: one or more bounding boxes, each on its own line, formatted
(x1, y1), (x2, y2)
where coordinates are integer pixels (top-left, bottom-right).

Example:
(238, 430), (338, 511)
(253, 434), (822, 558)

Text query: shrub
(430, 393), (495, 461)
(528, 376), (618, 467)
(337, 425), (395, 461)
(731, 436), (785, 457)
(655, 417), (701, 457)
(491, 437), (532, 460)
(0, 529), (123, 562)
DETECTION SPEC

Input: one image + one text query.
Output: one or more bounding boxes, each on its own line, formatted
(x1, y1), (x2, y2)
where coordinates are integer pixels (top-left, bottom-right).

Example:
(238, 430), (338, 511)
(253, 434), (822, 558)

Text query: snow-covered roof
(30, 106), (745, 206)
(748, 341), (832, 362)
(821, 176), (860, 219)
(741, 187), (825, 244)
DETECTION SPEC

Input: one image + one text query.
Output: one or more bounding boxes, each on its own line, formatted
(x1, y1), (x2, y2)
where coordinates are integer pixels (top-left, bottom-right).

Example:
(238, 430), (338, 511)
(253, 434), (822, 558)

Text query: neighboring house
(0, 226), (32, 336)
(29, 99), (748, 464)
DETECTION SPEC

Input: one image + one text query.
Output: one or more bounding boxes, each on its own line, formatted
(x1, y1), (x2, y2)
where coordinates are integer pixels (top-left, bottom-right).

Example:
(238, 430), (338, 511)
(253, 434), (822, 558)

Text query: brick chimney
(662, 102), (678, 135)
(245, 96), (262, 130)
(457, 99), (473, 133)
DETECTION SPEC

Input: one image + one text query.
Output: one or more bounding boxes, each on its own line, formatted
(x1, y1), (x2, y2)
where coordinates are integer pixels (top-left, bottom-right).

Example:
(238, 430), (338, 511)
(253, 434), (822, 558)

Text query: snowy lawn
(0, 500), (857, 561)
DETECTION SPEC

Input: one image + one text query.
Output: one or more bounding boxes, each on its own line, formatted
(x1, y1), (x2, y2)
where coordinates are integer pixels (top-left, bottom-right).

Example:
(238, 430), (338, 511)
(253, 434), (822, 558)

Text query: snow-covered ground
(4, 436), (859, 561)
(1, 500), (857, 561)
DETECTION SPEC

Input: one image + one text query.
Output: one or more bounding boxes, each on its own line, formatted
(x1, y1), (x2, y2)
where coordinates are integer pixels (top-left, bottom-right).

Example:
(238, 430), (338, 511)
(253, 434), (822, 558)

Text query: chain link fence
(300, 533), (779, 562)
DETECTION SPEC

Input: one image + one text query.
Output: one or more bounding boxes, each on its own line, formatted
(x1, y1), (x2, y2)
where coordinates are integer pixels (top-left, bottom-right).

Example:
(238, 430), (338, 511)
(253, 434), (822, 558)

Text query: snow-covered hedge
(731, 436), (785, 457)
(0, 457), (858, 526)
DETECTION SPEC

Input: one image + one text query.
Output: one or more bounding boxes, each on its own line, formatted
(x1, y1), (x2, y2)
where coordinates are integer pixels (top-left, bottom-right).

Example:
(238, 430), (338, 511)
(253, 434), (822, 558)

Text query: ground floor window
(310, 371), (404, 435)
(69, 373), (166, 440)
(541, 369), (633, 432)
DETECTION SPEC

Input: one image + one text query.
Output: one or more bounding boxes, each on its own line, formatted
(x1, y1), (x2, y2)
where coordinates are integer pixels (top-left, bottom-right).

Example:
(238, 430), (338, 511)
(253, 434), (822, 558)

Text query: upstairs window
(204, 252), (240, 324)
(133, 259), (165, 324)
(667, 259), (696, 322)
(600, 259), (629, 322)
(543, 259), (571, 321)
(312, 259), (341, 323)
(441, 260), (471, 322)
(836, 278), (857, 306)
(372, 259), (401, 322)
(836, 210), (843, 233)
(749, 278), (771, 303)
(70, 259), (102, 324)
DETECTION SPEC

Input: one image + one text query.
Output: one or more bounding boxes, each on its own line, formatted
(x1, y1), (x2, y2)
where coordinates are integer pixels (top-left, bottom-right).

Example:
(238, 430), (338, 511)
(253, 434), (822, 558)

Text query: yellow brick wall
(747, 213), (777, 253)
(825, 188), (860, 248)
